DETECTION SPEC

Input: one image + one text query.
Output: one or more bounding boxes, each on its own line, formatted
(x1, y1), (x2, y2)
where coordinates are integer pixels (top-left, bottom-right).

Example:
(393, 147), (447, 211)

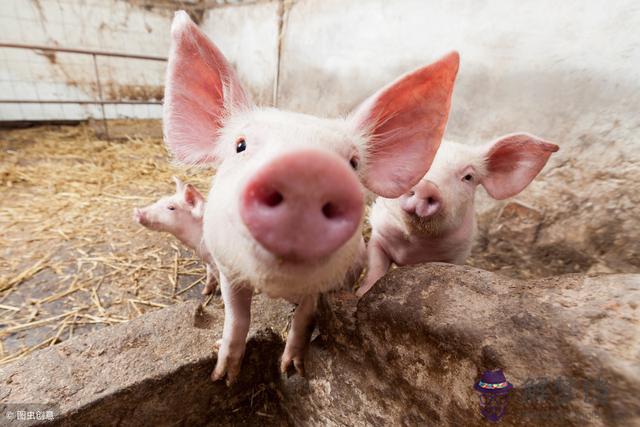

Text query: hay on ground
(0, 122), (220, 364)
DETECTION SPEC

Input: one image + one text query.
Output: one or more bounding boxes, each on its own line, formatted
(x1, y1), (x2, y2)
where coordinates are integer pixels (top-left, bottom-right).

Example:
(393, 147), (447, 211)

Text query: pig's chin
(208, 227), (361, 300)
(139, 219), (162, 232)
(405, 212), (449, 237)
(251, 236), (361, 298)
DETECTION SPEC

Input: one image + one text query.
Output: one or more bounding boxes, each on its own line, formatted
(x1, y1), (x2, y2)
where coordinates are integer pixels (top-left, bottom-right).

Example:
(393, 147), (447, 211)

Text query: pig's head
(162, 11), (458, 297)
(133, 176), (205, 235)
(398, 134), (559, 236)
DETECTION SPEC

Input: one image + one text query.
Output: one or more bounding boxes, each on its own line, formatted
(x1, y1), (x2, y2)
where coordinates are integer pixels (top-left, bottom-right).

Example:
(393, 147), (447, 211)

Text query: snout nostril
(259, 190), (284, 207)
(322, 202), (340, 219)
(240, 149), (367, 261)
(427, 197), (436, 205)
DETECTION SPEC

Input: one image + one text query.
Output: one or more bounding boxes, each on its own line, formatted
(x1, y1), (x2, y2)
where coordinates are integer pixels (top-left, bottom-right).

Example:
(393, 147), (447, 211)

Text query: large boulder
(0, 296), (292, 426)
(281, 264), (640, 426)
(470, 159), (640, 279)
(1, 264), (637, 426)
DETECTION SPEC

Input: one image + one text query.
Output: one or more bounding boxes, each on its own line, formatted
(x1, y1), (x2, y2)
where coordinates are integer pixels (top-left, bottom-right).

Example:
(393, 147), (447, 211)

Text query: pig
(133, 176), (218, 295)
(162, 11), (459, 384)
(356, 135), (559, 297)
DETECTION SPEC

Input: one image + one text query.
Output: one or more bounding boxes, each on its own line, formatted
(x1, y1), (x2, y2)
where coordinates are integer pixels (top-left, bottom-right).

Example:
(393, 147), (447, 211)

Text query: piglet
(162, 12), (459, 384)
(357, 134), (559, 297)
(133, 176), (218, 295)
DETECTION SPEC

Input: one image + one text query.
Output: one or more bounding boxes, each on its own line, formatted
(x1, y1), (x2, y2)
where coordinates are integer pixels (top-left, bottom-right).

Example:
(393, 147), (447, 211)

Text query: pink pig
(357, 135), (559, 297)
(162, 11), (459, 384)
(133, 176), (218, 295)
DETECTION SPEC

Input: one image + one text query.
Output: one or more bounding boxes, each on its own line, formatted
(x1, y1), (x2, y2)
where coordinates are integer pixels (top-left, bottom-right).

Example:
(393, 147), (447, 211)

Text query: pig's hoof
(202, 284), (221, 296)
(211, 346), (243, 386)
(211, 366), (234, 385)
(202, 284), (216, 295)
(211, 362), (240, 385)
(280, 353), (305, 378)
(355, 281), (374, 298)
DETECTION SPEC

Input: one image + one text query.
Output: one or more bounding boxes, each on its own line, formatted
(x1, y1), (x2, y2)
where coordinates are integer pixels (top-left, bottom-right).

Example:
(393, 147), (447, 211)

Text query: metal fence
(0, 42), (167, 136)
(0, 0), (180, 129)
(0, 0), (259, 129)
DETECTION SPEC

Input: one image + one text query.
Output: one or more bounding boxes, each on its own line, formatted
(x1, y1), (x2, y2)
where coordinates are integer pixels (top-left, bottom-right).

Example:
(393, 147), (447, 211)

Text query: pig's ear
(172, 176), (185, 192)
(352, 52), (459, 198)
(480, 133), (559, 200)
(183, 183), (206, 219)
(163, 11), (251, 166)
(183, 183), (205, 208)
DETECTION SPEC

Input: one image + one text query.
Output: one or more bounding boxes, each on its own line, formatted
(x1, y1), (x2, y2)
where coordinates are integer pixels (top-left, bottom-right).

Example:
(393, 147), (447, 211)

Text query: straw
(0, 122), (212, 364)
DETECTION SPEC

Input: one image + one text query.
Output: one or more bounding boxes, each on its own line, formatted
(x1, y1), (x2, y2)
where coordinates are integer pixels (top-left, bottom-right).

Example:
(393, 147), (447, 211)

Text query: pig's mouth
(133, 210), (162, 231)
(406, 211), (448, 236)
(133, 209), (149, 227)
(245, 238), (360, 298)
(265, 248), (331, 267)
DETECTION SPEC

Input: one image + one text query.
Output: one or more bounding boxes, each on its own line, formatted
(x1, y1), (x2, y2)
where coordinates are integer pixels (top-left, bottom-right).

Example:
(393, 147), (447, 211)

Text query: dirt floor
(0, 121), (218, 363)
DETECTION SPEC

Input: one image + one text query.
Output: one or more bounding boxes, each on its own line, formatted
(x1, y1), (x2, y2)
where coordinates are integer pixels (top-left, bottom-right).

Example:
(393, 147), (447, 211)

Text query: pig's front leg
(211, 273), (252, 385)
(356, 238), (391, 298)
(281, 294), (318, 377)
(202, 263), (217, 295)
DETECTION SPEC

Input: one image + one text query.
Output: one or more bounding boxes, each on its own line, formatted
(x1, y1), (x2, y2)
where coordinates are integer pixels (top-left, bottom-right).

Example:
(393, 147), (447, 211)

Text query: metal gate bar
(0, 42), (168, 138)
(0, 42), (167, 61)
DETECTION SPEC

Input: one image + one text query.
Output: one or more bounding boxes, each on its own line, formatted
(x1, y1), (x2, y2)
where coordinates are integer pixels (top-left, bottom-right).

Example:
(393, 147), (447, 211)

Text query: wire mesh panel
(0, 0), (179, 122)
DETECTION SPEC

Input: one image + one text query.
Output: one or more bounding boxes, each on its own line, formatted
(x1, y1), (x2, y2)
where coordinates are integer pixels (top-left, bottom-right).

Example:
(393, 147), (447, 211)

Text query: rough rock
(282, 264), (640, 426)
(470, 159), (640, 279)
(2, 265), (638, 426)
(0, 295), (293, 427)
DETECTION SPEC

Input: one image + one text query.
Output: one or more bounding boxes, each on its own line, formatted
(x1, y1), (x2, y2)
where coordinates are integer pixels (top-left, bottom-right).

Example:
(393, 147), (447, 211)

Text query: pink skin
(163, 11), (458, 384)
(399, 180), (443, 218)
(133, 177), (218, 295)
(241, 149), (364, 261)
(357, 134), (559, 298)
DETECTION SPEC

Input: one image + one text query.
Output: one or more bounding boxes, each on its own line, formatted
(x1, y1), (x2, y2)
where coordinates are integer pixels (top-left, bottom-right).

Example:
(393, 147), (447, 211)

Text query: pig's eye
(167, 206), (176, 211)
(409, 190), (415, 196)
(349, 156), (359, 170)
(463, 174), (474, 182)
(236, 138), (247, 153)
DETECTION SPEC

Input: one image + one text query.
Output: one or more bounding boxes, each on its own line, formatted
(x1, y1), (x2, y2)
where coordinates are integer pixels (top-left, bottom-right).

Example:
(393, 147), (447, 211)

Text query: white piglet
(357, 135), (559, 297)
(133, 177), (218, 295)
(163, 12), (459, 384)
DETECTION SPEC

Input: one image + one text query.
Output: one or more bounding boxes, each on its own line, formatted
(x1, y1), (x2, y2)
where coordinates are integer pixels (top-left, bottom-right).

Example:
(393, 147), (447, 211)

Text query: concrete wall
(200, 1), (281, 106)
(284, 0), (639, 144)
(0, 0), (276, 122)
(204, 0), (640, 162)
(3, 0), (639, 165)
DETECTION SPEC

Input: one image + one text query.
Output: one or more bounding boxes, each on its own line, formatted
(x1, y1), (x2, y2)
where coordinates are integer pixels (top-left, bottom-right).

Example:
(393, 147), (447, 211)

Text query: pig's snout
(133, 208), (147, 225)
(401, 181), (442, 218)
(133, 208), (143, 222)
(240, 149), (364, 261)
